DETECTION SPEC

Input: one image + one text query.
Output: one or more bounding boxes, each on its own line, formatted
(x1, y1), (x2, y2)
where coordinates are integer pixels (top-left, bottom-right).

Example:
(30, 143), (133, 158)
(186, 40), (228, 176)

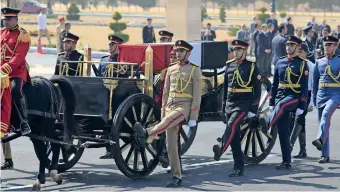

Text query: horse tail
(50, 76), (76, 144)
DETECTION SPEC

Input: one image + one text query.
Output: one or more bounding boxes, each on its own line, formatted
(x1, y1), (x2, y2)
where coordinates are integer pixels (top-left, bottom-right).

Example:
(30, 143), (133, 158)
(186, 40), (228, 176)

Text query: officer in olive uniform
(312, 36), (340, 164)
(261, 35), (309, 170)
(54, 32), (84, 76)
(213, 40), (262, 177)
(98, 35), (124, 77)
(159, 30), (174, 43)
(133, 40), (202, 187)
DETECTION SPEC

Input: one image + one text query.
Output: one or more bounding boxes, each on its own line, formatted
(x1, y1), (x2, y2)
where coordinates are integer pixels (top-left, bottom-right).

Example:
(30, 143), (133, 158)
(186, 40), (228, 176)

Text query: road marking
(1, 184), (32, 191)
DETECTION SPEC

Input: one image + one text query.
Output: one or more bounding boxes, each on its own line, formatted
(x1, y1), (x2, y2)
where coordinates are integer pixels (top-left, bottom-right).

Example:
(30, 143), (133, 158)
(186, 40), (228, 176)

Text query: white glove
(307, 104), (314, 112)
(187, 120), (197, 127)
(296, 108), (304, 115)
(269, 106), (274, 112)
(247, 112), (256, 118)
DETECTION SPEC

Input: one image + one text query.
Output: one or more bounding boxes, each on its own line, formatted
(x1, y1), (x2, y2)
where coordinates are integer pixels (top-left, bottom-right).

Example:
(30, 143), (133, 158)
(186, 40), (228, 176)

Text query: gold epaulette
(190, 62), (199, 67)
(280, 55), (287, 59)
(18, 27), (30, 43)
(246, 56), (256, 62)
(226, 58), (236, 64)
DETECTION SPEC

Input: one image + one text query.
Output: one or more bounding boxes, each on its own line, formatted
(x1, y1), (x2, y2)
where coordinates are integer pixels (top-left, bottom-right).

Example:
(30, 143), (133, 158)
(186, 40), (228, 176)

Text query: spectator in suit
(256, 24), (271, 76)
(285, 16), (295, 36)
(315, 28), (329, 57)
(203, 23), (216, 41)
(56, 16), (65, 54)
(271, 23), (287, 69)
(236, 24), (250, 42)
(142, 18), (156, 43)
(337, 25), (340, 40)
(249, 16), (257, 56)
(307, 16), (319, 33)
(253, 23), (260, 58)
(266, 12), (278, 35)
(265, 23), (275, 75)
(295, 27), (303, 39)
(319, 20), (331, 34)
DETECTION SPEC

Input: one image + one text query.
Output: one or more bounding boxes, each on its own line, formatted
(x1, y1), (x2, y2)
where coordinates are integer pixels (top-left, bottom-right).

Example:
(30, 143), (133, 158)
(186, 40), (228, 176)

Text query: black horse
(4, 75), (76, 191)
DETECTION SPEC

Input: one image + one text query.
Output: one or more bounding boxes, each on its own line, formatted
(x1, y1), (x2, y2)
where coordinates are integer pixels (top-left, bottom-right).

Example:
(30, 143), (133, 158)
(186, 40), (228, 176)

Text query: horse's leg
(31, 138), (47, 191)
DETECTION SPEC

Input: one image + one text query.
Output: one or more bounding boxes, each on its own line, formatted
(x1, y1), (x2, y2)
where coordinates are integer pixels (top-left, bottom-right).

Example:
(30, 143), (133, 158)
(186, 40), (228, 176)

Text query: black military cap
(303, 25), (314, 33)
(1, 7), (20, 19)
(174, 40), (193, 51)
(63, 32), (79, 42)
(108, 35), (123, 44)
(286, 35), (302, 45)
(232, 39), (249, 49)
(300, 42), (309, 52)
(323, 35), (339, 44)
(159, 30), (174, 38)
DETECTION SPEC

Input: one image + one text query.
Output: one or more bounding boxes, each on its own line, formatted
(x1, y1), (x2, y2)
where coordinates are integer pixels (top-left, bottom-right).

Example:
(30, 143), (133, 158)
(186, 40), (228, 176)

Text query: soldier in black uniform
(213, 40), (262, 177)
(54, 32), (84, 76)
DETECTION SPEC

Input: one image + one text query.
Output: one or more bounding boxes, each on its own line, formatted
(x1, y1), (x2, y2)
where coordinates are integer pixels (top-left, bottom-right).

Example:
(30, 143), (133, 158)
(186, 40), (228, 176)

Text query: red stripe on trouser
(322, 104), (339, 142)
(149, 113), (184, 136)
(221, 112), (246, 154)
(269, 99), (299, 127)
(1, 87), (12, 135)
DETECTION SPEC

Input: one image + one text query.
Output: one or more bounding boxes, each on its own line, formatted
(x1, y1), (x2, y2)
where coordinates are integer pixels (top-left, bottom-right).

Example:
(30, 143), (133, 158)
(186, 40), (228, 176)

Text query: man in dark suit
(303, 25), (316, 63)
(142, 18), (156, 43)
(337, 25), (340, 40)
(256, 24), (271, 76)
(203, 23), (216, 41)
(253, 23), (260, 58)
(266, 12), (278, 35)
(285, 17), (295, 36)
(265, 23), (275, 76)
(319, 20), (331, 35)
(315, 28), (329, 57)
(271, 23), (287, 67)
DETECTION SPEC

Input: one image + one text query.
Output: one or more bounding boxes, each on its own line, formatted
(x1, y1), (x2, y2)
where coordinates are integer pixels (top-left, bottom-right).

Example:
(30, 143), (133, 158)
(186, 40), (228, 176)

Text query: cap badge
(3, 10), (6, 13)
(178, 41), (181, 45)
(235, 41), (238, 44)
(326, 37), (329, 40)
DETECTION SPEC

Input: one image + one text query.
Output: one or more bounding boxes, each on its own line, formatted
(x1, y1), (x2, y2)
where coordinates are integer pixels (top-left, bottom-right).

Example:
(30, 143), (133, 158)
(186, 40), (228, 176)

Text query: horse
(8, 75), (76, 191)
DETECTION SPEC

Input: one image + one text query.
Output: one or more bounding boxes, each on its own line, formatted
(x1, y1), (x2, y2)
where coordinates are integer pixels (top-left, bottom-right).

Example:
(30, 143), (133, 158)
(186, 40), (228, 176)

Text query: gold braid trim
(0, 73), (10, 90)
(325, 65), (340, 84)
(174, 66), (196, 98)
(1, 63), (12, 74)
(231, 63), (254, 89)
(1, 122), (8, 133)
(18, 28), (31, 43)
(285, 61), (305, 93)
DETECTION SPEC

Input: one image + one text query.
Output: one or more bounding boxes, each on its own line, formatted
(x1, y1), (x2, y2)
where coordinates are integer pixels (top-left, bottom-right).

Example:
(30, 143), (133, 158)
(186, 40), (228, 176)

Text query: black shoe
(133, 122), (147, 147)
(275, 162), (291, 170)
(1, 159), (13, 170)
(294, 150), (307, 158)
(159, 155), (169, 168)
(228, 169), (244, 177)
(312, 139), (323, 151)
(213, 144), (221, 161)
(318, 157), (330, 164)
(99, 152), (114, 159)
(20, 120), (31, 136)
(166, 176), (182, 188)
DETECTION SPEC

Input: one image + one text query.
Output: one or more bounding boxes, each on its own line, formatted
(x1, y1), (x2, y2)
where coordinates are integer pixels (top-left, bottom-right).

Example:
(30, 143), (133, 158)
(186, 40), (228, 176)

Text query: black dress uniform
(54, 33), (84, 76)
(262, 36), (309, 170)
(303, 26), (316, 63)
(213, 40), (262, 177)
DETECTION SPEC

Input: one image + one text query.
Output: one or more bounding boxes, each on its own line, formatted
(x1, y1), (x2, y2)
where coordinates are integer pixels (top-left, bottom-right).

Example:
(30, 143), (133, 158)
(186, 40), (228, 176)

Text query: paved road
(2, 53), (340, 191)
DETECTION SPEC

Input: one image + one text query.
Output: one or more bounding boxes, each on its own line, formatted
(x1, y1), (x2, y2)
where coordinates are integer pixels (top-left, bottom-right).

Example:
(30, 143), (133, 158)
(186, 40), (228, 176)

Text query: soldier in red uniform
(1, 7), (31, 136)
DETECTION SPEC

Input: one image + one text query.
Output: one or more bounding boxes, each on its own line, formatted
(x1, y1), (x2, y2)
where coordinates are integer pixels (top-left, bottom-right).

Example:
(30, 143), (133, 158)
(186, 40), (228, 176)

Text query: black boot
(1, 159), (13, 170)
(133, 122), (147, 147)
(312, 139), (323, 151)
(275, 162), (291, 170)
(99, 151), (114, 159)
(228, 169), (244, 177)
(166, 176), (182, 188)
(318, 157), (330, 164)
(17, 98), (31, 135)
(290, 122), (303, 152)
(294, 132), (307, 158)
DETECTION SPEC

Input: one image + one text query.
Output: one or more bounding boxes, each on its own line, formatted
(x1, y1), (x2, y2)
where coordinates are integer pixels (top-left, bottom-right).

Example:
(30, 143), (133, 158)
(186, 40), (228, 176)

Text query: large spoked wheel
(179, 124), (198, 156)
(112, 93), (165, 179)
(240, 111), (278, 165)
(46, 138), (85, 173)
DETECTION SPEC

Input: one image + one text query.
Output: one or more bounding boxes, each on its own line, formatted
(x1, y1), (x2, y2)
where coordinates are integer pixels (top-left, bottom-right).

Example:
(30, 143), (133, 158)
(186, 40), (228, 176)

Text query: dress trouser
(221, 111), (247, 170)
(147, 110), (185, 179)
(2, 143), (12, 159)
(267, 96), (299, 164)
(316, 98), (339, 158)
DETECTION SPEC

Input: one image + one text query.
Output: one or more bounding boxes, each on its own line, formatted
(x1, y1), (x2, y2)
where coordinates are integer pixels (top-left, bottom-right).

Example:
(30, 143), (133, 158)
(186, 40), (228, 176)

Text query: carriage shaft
(73, 135), (116, 145)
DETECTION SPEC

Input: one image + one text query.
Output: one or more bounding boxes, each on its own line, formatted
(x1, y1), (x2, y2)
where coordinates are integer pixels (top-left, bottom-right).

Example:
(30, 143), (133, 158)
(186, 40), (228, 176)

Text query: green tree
(58, 0), (69, 9)
(90, 0), (99, 10)
(120, 0), (156, 11)
(75, 0), (88, 9)
(256, 6), (270, 23)
(109, 12), (129, 42)
(106, 0), (118, 9)
(201, 5), (208, 22)
(219, 4), (226, 23)
(66, 2), (80, 20)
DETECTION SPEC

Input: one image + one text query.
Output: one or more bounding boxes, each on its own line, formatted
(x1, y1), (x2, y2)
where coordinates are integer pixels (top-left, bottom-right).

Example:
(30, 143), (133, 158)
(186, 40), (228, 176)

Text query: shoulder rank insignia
(280, 55), (288, 59)
(18, 27), (30, 43)
(246, 56), (256, 62)
(101, 55), (109, 59)
(190, 62), (199, 67)
(304, 70), (309, 76)
(226, 58), (236, 64)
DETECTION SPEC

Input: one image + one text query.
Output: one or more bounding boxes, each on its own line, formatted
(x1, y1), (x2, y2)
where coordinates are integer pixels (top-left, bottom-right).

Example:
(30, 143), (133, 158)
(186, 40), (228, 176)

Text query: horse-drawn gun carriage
(1, 40), (277, 184)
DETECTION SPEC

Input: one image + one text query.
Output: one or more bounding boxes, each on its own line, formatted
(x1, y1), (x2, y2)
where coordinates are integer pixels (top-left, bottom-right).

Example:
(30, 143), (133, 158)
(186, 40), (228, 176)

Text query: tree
(75, 0), (89, 10)
(90, 0), (99, 10)
(219, 4), (226, 23)
(58, 0), (69, 9)
(66, 2), (80, 20)
(109, 12), (129, 42)
(106, 0), (118, 9)
(201, 5), (208, 22)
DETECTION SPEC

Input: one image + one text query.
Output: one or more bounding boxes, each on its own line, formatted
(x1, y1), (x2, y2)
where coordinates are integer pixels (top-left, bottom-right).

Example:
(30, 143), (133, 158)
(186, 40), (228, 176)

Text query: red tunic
(1, 25), (31, 82)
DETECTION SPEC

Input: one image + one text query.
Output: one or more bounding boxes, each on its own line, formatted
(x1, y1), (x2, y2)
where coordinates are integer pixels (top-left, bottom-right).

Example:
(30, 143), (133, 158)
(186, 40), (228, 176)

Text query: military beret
(323, 35), (339, 44)
(63, 32), (79, 42)
(232, 39), (249, 49)
(159, 30), (174, 38)
(174, 40), (193, 51)
(147, 17), (152, 21)
(1, 7), (20, 19)
(303, 25), (314, 33)
(300, 42), (309, 52)
(108, 35), (123, 44)
(286, 35), (302, 45)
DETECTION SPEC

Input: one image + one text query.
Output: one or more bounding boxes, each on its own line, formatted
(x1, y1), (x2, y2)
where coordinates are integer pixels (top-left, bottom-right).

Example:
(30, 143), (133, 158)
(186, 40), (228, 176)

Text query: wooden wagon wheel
(112, 93), (165, 179)
(179, 124), (198, 156)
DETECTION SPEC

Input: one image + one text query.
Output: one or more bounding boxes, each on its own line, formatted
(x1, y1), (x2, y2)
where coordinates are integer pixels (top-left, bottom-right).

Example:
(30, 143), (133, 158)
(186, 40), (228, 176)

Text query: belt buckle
(231, 88), (236, 93)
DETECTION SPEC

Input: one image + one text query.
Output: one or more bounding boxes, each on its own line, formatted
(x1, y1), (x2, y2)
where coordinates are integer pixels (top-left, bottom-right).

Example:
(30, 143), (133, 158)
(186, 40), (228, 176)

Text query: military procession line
(1, 6), (340, 189)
